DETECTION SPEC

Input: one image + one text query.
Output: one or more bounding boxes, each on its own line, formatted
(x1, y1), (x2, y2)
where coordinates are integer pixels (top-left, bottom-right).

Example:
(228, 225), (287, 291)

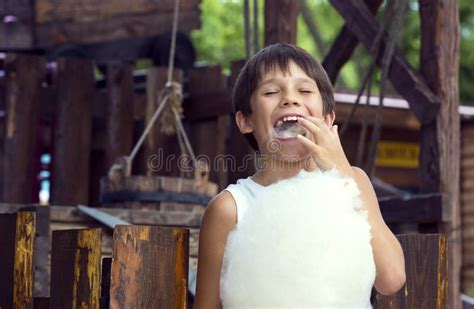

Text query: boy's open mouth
(273, 115), (308, 139)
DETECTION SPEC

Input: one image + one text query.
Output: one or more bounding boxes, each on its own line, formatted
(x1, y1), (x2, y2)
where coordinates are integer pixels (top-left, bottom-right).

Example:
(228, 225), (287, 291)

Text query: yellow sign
(376, 141), (419, 168)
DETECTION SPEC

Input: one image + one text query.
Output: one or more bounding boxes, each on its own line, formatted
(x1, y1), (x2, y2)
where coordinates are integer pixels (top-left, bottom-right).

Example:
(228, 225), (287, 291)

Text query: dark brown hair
(232, 43), (335, 151)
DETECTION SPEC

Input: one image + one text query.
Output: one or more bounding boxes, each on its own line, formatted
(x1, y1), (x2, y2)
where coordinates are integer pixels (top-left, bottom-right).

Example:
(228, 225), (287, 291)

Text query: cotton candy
(220, 168), (376, 308)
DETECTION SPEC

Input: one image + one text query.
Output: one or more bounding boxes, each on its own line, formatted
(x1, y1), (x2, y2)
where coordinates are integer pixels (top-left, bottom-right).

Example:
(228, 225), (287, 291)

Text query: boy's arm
(351, 166), (407, 296)
(296, 116), (406, 295)
(193, 191), (237, 309)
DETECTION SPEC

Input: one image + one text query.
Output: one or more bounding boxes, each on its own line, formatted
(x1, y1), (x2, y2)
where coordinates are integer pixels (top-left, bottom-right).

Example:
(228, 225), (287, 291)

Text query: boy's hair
(232, 43), (335, 151)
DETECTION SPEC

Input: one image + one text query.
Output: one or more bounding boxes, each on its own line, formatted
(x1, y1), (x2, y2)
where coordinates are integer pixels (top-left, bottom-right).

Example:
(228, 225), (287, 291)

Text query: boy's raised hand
(296, 116), (354, 177)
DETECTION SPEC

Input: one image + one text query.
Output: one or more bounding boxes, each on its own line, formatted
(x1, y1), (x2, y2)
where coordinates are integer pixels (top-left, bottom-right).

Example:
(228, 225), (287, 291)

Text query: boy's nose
(280, 97), (301, 107)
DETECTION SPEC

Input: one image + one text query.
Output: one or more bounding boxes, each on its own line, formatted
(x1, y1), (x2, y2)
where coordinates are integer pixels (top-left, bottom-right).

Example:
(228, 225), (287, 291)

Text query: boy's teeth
(282, 116), (299, 122)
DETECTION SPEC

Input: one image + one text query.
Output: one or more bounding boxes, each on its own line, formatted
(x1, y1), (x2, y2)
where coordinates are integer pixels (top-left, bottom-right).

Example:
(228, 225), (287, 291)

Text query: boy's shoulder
(201, 190), (237, 229)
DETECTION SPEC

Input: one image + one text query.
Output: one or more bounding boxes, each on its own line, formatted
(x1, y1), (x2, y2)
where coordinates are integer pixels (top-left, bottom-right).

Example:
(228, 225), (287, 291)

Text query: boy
(194, 43), (405, 308)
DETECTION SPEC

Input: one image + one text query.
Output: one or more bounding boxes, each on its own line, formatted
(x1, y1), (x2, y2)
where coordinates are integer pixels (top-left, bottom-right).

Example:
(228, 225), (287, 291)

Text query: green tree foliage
(190, 0), (473, 104)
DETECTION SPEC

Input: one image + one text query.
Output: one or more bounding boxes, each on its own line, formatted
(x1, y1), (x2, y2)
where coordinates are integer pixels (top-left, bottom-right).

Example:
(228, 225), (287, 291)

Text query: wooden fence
(0, 209), (447, 308)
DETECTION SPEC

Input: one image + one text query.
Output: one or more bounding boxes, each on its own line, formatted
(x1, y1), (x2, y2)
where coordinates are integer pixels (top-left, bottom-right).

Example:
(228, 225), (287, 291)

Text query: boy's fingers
(305, 116), (330, 130)
(297, 117), (321, 140)
(296, 134), (322, 154)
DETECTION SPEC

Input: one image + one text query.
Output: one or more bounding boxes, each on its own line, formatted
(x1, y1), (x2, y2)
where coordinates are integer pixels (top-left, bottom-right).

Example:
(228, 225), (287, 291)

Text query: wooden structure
(0, 209), (190, 309)
(0, 0), (200, 49)
(0, 208), (447, 308)
(0, 0), (466, 307)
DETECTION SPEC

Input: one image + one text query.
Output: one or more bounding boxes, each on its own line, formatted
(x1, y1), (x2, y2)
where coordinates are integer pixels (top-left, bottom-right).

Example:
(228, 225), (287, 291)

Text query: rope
(355, 74), (372, 167)
(128, 93), (171, 164)
(167, 0), (180, 84)
(127, 0), (198, 176)
(340, 1), (393, 136)
(364, 0), (408, 177)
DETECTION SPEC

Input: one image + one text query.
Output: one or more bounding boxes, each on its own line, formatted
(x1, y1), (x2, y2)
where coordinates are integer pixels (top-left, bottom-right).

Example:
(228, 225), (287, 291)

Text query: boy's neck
(251, 156), (318, 187)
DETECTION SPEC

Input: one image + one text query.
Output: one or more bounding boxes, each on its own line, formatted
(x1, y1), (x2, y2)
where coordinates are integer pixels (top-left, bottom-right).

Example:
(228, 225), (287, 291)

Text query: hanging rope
(123, 0), (199, 177)
(364, 0), (408, 177)
(340, 0), (395, 136)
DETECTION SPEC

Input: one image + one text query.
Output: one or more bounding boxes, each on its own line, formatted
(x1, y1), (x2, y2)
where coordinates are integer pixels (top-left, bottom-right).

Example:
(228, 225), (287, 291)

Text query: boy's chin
(270, 144), (312, 163)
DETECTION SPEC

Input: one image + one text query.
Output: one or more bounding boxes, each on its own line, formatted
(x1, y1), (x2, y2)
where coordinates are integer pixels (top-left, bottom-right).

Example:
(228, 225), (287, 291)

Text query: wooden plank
(418, 1), (461, 308)
(322, 0), (383, 83)
(50, 205), (203, 228)
(51, 58), (94, 205)
(184, 91), (232, 121)
(378, 193), (448, 224)
(35, 0), (200, 23)
(109, 225), (189, 308)
(0, 0), (34, 49)
(50, 228), (102, 308)
(329, 0), (440, 125)
(373, 234), (448, 308)
(35, 11), (200, 47)
(0, 205), (50, 297)
(264, 0), (299, 45)
(2, 54), (44, 203)
(104, 63), (134, 169)
(0, 211), (36, 309)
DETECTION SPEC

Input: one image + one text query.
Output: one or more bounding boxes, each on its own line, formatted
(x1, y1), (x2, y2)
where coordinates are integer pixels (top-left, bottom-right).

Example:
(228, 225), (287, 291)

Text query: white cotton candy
(220, 168), (376, 309)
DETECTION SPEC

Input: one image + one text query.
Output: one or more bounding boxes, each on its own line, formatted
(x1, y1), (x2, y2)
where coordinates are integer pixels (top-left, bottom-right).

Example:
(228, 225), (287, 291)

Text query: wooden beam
(378, 193), (448, 224)
(0, 211), (36, 309)
(50, 58), (94, 205)
(104, 63), (134, 169)
(329, 0), (440, 125)
(322, 0), (382, 83)
(50, 228), (102, 308)
(264, 0), (299, 46)
(418, 1), (461, 308)
(2, 54), (44, 203)
(109, 225), (189, 308)
(373, 234), (447, 308)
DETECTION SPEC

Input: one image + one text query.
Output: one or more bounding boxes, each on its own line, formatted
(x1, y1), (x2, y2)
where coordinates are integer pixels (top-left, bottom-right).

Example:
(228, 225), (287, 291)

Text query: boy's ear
(235, 111), (254, 134)
(323, 111), (336, 127)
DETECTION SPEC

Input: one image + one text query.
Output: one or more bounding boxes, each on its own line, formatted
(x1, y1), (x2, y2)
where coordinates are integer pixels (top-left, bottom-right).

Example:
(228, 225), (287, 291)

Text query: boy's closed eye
(263, 91), (279, 96)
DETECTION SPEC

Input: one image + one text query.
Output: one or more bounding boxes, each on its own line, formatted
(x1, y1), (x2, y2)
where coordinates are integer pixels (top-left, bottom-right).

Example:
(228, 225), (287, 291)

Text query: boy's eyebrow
(258, 77), (317, 87)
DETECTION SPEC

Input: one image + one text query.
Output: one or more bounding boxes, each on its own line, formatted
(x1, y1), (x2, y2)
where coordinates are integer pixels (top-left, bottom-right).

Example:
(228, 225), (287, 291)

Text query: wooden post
(322, 0), (382, 83)
(51, 58), (94, 205)
(50, 228), (102, 308)
(188, 66), (231, 190)
(0, 211), (36, 309)
(264, 0), (299, 46)
(2, 54), (44, 203)
(105, 63), (134, 170)
(109, 225), (189, 308)
(373, 234), (448, 308)
(418, 1), (461, 308)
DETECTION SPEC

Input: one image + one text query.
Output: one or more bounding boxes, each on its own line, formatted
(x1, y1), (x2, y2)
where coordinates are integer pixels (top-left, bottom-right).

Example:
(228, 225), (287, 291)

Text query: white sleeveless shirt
(224, 176), (263, 225)
(220, 169), (376, 308)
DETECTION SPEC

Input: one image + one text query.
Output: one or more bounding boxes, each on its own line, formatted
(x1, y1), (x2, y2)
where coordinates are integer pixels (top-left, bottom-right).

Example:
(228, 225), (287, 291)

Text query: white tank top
(224, 176), (263, 225)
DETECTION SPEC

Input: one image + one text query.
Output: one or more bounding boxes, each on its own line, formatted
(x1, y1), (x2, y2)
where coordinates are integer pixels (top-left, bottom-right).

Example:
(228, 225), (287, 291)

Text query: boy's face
(236, 60), (335, 161)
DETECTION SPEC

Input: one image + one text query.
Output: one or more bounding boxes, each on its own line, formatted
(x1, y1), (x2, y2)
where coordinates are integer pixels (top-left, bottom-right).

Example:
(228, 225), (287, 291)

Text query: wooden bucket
(100, 166), (218, 269)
